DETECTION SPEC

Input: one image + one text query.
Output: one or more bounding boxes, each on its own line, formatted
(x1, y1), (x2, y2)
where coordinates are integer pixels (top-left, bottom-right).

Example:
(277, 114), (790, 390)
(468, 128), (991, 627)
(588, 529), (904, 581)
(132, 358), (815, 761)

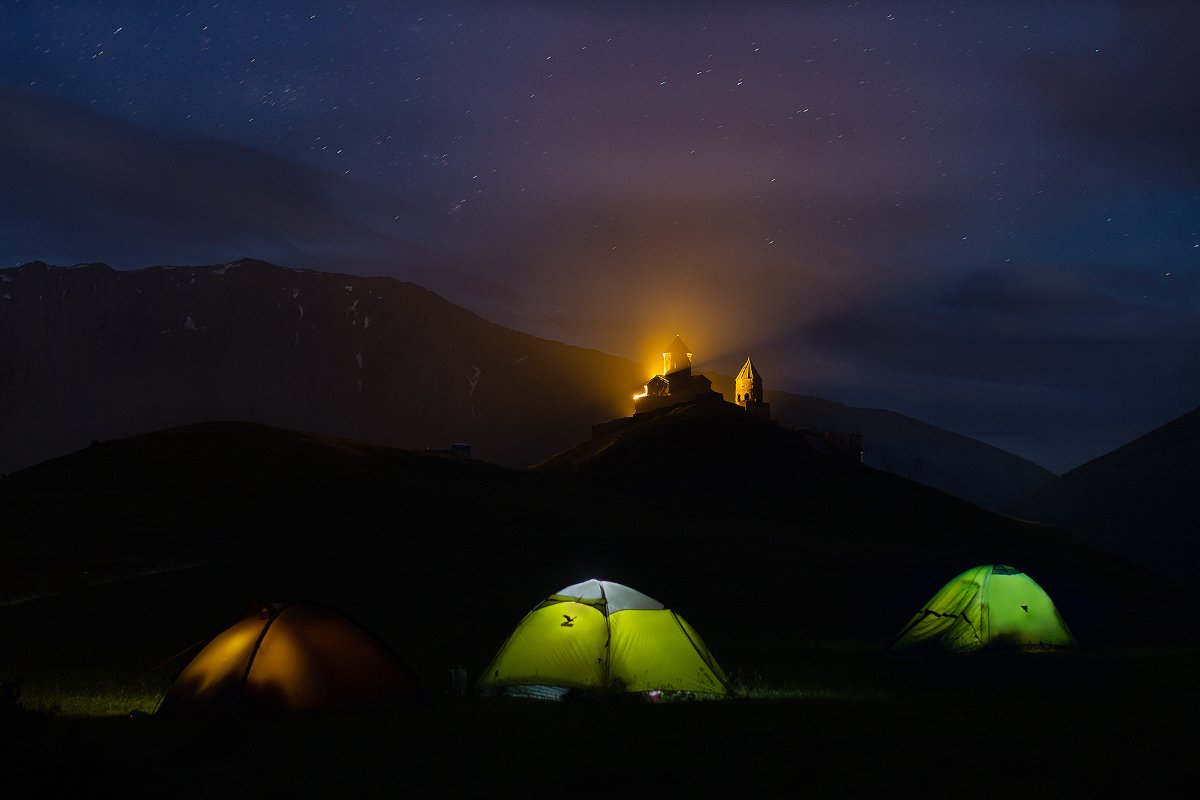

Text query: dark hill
(536, 401), (1187, 647)
(0, 260), (642, 472)
(2, 418), (1192, 681)
(703, 373), (1055, 510)
(0, 420), (564, 606)
(2, 423), (1198, 800)
(538, 399), (843, 490)
(1006, 405), (1200, 587)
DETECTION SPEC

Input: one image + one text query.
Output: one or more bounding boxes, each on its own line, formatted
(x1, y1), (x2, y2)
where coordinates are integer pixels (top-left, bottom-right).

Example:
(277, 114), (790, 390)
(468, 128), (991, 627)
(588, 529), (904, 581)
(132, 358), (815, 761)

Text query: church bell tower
(662, 335), (693, 377)
(735, 356), (770, 419)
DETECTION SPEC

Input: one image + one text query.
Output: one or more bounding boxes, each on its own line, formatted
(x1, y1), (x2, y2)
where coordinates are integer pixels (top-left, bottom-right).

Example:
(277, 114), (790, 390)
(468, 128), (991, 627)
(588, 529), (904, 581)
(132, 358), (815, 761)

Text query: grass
(3, 421), (1200, 795)
(3, 559), (1197, 795)
(4, 646), (1199, 796)
(5, 671), (165, 718)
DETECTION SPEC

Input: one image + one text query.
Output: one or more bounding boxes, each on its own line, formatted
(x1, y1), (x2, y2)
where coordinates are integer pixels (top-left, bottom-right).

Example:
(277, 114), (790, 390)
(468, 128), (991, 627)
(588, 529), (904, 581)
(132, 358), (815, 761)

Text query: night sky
(2, 1), (1197, 473)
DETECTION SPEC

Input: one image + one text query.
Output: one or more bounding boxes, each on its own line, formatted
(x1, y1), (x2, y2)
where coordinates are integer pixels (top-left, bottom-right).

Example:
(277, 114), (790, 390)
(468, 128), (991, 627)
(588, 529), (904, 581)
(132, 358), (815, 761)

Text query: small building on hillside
(820, 431), (863, 462)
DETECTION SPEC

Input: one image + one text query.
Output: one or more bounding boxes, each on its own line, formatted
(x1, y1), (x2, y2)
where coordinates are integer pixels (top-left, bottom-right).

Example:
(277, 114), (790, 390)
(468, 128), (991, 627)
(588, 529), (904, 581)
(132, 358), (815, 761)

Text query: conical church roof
(663, 335), (692, 375)
(666, 335), (691, 359)
(736, 356), (762, 381)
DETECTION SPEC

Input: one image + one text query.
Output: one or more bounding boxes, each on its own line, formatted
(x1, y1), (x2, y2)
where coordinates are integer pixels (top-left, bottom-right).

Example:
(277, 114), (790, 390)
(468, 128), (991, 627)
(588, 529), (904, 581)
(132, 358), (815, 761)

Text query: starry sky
(2, 1), (1198, 473)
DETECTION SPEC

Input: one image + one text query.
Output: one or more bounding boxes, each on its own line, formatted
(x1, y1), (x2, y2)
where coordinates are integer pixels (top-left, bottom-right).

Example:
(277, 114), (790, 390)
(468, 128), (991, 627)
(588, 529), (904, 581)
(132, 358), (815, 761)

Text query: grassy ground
(3, 558), (1198, 797)
(3, 423), (1199, 795)
(4, 645), (1199, 797)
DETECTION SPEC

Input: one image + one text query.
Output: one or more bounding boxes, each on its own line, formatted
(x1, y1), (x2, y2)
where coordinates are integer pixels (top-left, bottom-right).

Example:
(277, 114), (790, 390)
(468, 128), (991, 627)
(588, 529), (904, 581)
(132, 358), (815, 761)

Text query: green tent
(888, 564), (1076, 655)
(478, 579), (728, 698)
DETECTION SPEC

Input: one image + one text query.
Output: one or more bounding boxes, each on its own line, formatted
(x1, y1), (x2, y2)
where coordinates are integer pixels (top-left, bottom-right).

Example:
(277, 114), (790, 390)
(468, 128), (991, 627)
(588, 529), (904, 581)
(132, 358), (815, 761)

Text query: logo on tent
(561, 614), (576, 627)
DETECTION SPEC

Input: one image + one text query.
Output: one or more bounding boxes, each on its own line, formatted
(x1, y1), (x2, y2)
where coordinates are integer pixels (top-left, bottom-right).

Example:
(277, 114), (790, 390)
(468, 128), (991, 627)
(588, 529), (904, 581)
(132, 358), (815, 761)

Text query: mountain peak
(1006, 404), (1200, 587)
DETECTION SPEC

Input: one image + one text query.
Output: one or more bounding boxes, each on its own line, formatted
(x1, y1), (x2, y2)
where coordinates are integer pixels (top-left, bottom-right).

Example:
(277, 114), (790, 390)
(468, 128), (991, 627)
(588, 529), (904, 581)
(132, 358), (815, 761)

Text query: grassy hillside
(2, 418), (1186, 675)
(2, 419), (1196, 795)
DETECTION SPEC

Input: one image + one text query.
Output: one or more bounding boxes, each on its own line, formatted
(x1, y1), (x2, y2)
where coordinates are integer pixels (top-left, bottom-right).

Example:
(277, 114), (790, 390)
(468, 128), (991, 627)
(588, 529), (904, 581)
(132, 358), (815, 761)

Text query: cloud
(1025, 4), (1200, 181)
(792, 260), (1200, 470)
(806, 261), (1199, 386)
(0, 88), (429, 269)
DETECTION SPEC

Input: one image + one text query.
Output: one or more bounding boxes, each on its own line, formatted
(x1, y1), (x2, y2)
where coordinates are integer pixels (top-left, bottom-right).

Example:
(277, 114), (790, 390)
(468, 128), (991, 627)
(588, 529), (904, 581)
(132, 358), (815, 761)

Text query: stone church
(633, 335), (769, 420)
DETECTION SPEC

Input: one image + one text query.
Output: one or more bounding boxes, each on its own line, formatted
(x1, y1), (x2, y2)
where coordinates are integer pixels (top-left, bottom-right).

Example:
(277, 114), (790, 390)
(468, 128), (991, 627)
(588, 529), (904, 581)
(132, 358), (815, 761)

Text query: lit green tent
(478, 579), (728, 698)
(888, 564), (1076, 655)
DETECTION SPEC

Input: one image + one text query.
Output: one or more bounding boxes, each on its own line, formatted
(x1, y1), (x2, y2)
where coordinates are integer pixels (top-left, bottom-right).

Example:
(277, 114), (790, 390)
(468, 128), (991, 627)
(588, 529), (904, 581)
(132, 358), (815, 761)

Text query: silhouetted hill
(534, 401), (1190, 644)
(1006, 405), (1200, 586)
(0, 260), (642, 472)
(2, 419), (1192, 661)
(703, 373), (1055, 511)
(539, 399), (847, 492)
(1, 423), (1198, 800)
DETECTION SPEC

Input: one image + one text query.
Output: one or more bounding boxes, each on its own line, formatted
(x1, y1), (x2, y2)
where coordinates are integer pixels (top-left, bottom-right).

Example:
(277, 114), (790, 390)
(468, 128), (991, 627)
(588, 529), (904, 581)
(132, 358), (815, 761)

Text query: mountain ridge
(3, 259), (1050, 510)
(706, 374), (1056, 510)
(0, 258), (641, 471)
(2, 418), (1189, 650)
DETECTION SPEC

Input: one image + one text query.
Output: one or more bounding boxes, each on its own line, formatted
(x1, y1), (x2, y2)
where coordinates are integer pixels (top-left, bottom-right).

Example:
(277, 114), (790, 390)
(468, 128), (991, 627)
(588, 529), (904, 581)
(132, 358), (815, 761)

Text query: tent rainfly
(478, 579), (728, 698)
(158, 601), (419, 714)
(888, 564), (1076, 655)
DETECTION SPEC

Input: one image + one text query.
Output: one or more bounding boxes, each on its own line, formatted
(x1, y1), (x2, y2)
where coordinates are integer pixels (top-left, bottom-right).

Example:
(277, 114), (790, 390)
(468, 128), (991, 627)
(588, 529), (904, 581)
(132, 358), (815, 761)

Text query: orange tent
(158, 602), (419, 714)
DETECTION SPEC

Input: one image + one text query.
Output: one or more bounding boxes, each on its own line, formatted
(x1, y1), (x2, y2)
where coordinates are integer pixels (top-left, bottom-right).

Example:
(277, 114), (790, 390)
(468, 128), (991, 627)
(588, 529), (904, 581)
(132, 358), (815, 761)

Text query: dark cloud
(797, 261), (1200, 471)
(0, 89), (427, 269)
(1026, 3), (1200, 180)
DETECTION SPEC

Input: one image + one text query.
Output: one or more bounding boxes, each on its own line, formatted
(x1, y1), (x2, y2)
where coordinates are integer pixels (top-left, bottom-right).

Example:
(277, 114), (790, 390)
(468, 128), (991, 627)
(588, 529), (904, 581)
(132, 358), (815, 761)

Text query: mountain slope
(2, 419), (1190, 660)
(540, 401), (1189, 646)
(1006, 405), (1200, 585)
(0, 259), (643, 472)
(1, 421), (1197, 800)
(703, 373), (1055, 510)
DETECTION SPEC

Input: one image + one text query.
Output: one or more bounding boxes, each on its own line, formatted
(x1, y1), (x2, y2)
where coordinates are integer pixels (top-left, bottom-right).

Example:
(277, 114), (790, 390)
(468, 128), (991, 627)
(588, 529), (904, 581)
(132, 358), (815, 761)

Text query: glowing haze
(2, 2), (1197, 472)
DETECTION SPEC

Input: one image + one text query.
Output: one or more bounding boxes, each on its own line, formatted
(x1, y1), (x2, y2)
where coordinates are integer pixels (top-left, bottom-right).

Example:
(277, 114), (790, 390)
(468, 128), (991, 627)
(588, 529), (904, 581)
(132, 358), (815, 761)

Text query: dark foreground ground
(3, 423), (1199, 796)
(3, 644), (1198, 797)
(3, 554), (1197, 798)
